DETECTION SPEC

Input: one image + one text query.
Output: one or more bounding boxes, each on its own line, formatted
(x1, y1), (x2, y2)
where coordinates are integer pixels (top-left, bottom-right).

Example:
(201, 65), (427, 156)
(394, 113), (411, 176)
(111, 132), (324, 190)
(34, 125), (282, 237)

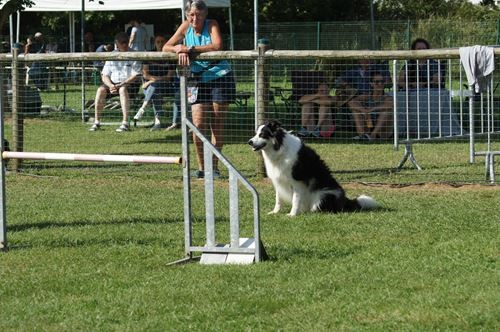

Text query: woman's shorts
(194, 73), (236, 105)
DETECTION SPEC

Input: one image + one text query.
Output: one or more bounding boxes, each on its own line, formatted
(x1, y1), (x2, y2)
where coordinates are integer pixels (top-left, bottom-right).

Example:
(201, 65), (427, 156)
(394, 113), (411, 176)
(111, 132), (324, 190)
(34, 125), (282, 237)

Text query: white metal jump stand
(167, 73), (267, 265)
(396, 143), (422, 171)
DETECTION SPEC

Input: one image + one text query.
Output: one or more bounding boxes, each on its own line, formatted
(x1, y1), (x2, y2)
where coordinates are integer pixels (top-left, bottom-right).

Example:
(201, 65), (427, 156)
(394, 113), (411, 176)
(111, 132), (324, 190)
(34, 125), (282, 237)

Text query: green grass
(1, 119), (499, 330)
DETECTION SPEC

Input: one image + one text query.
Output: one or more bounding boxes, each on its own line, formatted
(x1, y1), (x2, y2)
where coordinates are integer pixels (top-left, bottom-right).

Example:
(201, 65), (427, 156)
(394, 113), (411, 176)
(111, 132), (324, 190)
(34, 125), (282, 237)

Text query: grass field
(1, 119), (499, 330)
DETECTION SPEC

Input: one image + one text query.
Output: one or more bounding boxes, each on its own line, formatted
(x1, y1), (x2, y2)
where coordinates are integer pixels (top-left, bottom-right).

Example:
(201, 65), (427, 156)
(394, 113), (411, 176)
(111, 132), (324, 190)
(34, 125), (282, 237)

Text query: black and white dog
(248, 121), (378, 216)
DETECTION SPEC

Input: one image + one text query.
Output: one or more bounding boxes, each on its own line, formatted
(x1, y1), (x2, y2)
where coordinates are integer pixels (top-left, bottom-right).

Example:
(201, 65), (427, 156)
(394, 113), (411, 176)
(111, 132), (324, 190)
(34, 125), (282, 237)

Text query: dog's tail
(344, 194), (379, 211)
(356, 194), (379, 210)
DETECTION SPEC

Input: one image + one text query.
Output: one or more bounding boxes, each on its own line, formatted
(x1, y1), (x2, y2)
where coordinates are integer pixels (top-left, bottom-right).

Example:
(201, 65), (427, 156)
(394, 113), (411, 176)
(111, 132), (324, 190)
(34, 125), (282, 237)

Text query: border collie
(248, 121), (378, 216)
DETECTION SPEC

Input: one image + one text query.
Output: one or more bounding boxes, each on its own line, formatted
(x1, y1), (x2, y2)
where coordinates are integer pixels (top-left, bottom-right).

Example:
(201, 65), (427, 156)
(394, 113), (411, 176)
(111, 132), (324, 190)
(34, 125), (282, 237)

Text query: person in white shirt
(89, 32), (142, 132)
(128, 19), (148, 51)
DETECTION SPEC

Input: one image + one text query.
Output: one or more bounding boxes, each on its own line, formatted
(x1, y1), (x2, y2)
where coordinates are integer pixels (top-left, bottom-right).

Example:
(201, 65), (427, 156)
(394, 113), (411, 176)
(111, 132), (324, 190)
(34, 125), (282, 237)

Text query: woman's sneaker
(297, 127), (311, 137)
(133, 108), (145, 127)
(89, 122), (101, 131)
(353, 133), (372, 142)
(191, 169), (220, 179)
(320, 125), (336, 138)
(150, 123), (162, 131)
(116, 123), (130, 132)
(191, 170), (204, 179)
(165, 123), (179, 131)
(311, 127), (321, 138)
(133, 108), (145, 121)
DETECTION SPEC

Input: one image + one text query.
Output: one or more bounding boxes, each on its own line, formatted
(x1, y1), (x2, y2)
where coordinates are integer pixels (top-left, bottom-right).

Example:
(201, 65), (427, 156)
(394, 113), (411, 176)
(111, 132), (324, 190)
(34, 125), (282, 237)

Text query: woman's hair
(411, 38), (430, 50)
(185, 0), (208, 15)
(370, 71), (384, 82)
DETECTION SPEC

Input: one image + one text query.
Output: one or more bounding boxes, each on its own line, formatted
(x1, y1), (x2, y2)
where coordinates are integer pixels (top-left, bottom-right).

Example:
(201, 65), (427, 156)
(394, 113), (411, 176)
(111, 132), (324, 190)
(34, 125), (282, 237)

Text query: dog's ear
(267, 120), (282, 132)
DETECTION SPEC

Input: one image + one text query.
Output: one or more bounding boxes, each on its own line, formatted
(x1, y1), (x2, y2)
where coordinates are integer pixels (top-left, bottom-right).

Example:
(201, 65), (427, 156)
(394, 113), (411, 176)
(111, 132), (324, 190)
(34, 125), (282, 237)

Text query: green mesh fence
(2, 19), (498, 52)
(257, 19), (500, 50)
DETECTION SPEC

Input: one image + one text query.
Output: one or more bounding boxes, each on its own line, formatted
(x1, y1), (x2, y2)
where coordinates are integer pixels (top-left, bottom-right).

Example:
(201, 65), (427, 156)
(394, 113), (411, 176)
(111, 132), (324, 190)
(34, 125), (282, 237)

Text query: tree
(375, 0), (499, 20)
(0, 0), (34, 33)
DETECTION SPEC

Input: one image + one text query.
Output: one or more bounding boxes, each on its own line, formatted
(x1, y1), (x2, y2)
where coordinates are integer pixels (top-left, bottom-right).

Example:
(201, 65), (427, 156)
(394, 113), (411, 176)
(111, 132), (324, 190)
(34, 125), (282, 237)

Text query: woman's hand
(173, 44), (187, 54)
(178, 53), (191, 67)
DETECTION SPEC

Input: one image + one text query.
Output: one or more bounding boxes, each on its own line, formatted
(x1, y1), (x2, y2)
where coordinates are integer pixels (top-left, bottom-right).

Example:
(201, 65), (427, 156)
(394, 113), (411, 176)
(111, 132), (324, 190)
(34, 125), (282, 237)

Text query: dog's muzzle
(248, 139), (266, 152)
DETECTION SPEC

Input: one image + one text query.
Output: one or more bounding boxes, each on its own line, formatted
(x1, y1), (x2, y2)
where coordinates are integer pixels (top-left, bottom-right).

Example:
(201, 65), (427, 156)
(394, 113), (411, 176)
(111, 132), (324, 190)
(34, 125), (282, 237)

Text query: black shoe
(191, 170), (204, 179)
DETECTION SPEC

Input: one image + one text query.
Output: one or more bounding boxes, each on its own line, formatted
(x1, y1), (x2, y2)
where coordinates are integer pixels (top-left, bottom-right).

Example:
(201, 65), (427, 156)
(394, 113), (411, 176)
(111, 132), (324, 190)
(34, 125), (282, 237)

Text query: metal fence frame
(0, 51), (265, 263)
(1, 47), (499, 251)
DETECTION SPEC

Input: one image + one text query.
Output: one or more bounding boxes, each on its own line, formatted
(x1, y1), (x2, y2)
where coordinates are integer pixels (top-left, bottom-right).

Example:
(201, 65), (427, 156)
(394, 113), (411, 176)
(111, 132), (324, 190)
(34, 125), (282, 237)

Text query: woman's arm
(143, 64), (171, 82)
(397, 67), (407, 89)
(205, 19), (223, 51)
(142, 64), (153, 81)
(128, 27), (136, 48)
(348, 95), (370, 114)
(163, 21), (192, 66)
(163, 21), (190, 54)
(370, 95), (393, 113)
(298, 93), (319, 104)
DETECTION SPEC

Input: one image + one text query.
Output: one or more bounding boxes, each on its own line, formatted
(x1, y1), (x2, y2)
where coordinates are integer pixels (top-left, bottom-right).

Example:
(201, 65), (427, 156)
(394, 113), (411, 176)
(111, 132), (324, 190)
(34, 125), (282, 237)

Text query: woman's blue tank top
(185, 19), (231, 82)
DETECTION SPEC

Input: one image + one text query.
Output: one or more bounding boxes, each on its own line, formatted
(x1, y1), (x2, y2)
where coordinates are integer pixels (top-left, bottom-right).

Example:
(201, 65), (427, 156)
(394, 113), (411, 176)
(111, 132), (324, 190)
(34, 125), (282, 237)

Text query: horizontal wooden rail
(2, 151), (182, 165)
(1, 48), (499, 63)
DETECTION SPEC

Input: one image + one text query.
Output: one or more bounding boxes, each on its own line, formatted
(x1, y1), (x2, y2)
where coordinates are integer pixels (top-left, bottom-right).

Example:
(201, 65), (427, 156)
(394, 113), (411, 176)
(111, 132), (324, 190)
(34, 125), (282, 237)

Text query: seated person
(89, 32), (142, 132)
(348, 72), (393, 141)
(25, 32), (48, 90)
(398, 38), (446, 90)
(93, 43), (114, 72)
(336, 58), (391, 96)
(297, 83), (336, 138)
(133, 33), (180, 131)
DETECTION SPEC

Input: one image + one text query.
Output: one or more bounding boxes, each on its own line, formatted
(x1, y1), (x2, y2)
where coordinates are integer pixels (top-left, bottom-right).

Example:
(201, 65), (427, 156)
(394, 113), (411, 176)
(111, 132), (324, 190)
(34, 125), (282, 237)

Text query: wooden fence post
(11, 43), (23, 172)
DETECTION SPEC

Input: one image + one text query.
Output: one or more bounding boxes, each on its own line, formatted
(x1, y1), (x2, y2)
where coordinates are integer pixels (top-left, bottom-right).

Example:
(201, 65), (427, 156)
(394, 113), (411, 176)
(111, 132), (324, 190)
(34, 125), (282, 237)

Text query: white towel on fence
(459, 45), (495, 93)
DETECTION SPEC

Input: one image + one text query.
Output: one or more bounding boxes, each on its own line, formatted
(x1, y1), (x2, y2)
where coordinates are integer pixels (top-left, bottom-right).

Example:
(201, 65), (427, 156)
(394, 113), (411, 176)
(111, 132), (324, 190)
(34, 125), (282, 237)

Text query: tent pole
(228, 4), (234, 50)
(69, 12), (75, 53)
(81, 0), (86, 121)
(9, 15), (13, 48)
(16, 11), (20, 43)
(253, 0), (258, 128)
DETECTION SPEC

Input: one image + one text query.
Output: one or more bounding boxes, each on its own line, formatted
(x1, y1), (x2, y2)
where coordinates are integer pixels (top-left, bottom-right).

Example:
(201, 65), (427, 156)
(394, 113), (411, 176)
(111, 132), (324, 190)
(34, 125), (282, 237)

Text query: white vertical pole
(9, 15), (13, 48)
(228, 4), (234, 50)
(0, 66), (7, 250)
(16, 11), (20, 43)
(253, 0), (259, 128)
(81, 0), (86, 121)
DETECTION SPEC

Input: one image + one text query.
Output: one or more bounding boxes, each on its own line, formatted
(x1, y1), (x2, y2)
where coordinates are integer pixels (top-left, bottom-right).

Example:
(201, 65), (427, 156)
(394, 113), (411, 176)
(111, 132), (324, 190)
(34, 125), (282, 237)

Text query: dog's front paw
(267, 210), (279, 215)
(287, 212), (298, 217)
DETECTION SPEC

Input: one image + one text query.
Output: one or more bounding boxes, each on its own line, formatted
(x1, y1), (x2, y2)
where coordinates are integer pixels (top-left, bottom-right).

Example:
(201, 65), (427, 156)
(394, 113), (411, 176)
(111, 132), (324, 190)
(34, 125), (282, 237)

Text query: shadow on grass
(267, 245), (362, 262)
(334, 167), (396, 175)
(9, 215), (183, 233)
(6, 215), (237, 251)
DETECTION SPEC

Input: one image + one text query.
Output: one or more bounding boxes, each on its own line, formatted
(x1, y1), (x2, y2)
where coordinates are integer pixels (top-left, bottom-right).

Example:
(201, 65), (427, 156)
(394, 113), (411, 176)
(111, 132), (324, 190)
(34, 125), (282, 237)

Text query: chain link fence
(2, 19), (499, 52)
(1, 48), (499, 183)
(259, 19), (500, 50)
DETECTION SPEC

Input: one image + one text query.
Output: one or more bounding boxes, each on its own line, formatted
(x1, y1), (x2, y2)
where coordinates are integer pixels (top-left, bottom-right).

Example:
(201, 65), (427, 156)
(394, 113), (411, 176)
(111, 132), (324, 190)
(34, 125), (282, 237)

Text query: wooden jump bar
(2, 151), (182, 165)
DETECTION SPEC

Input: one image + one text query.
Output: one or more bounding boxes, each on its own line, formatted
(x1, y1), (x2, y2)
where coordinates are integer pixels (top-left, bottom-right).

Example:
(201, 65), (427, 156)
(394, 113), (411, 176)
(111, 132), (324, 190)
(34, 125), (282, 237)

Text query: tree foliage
(0, 0), (34, 31)
(375, 0), (500, 20)
(258, 0), (371, 22)
(1, 0), (500, 39)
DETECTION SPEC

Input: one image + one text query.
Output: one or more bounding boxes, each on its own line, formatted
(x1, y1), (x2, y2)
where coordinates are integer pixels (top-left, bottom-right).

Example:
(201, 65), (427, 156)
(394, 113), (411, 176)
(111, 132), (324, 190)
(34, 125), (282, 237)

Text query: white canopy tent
(3, 0), (234, 50)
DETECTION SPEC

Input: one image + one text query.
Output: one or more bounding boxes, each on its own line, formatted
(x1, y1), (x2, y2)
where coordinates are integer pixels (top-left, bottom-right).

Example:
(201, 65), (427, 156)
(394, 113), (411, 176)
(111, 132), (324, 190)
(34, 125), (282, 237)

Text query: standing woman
(398, 38), (445, 90)
(163, 0), (235, 179)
